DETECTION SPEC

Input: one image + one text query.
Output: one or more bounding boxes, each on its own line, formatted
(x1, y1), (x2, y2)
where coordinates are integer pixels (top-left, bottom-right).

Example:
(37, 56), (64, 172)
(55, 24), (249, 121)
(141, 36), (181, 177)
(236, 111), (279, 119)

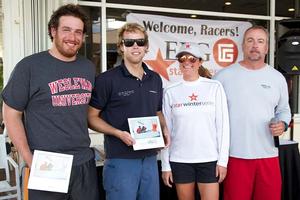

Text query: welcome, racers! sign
(127, 13), (251, 86)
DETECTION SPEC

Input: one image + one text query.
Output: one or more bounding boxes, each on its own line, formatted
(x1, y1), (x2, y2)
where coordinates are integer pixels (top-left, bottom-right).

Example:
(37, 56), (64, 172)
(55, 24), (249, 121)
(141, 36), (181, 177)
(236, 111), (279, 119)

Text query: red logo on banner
(213, 38), (238, 68)
(144, 49), (176, 81)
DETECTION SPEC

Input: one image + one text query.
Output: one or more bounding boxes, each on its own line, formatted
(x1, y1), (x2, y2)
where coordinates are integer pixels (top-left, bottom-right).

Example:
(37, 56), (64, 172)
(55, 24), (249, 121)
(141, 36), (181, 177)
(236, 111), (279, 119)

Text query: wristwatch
(282, 121), (289, 132)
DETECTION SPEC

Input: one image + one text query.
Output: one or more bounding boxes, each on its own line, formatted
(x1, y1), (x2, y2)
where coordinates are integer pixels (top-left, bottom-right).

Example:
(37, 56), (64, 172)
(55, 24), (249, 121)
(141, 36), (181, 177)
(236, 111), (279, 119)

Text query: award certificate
(28, 150), (73, 193)
(128, 116), (165, 150)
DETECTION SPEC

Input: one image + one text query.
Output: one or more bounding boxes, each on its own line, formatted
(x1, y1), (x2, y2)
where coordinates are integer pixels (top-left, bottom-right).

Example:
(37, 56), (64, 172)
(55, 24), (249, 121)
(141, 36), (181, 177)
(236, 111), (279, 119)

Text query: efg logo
(213, 38), (238, 68)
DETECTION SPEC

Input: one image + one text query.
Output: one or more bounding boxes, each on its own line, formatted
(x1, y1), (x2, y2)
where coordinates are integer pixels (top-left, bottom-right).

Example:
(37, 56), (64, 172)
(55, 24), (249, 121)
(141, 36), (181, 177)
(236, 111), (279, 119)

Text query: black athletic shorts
(170, 161), (218, 183)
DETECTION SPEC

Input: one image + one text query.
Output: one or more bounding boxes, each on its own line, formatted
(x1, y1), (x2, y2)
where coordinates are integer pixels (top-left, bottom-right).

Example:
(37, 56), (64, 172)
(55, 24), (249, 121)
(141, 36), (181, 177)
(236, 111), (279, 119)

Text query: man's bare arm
(2, 102), (33, 167)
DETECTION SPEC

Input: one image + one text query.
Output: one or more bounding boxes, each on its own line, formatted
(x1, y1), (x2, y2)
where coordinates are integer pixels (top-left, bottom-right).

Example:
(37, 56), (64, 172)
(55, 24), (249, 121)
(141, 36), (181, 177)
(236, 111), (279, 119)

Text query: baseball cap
(176, 42), (204, 59)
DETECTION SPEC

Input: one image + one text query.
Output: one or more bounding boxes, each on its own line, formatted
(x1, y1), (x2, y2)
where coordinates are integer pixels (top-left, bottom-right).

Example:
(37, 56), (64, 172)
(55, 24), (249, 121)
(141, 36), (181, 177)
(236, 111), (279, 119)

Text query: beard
(54, 38), (82, 58)
(247, 50), (263, 61)
(248, 55), (262, 61)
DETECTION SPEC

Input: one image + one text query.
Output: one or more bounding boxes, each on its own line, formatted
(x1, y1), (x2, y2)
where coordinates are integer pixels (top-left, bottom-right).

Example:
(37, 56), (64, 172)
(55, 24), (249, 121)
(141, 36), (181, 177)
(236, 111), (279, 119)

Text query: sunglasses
(178, 55), (198, 63)
(122, 39), (147, 47)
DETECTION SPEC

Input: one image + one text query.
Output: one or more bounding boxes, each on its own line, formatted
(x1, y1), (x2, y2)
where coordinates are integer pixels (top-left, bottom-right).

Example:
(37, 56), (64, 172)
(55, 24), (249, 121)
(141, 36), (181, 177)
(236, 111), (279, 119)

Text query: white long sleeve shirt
(161, 77), (230, 171)
(213, 64), (291, 159)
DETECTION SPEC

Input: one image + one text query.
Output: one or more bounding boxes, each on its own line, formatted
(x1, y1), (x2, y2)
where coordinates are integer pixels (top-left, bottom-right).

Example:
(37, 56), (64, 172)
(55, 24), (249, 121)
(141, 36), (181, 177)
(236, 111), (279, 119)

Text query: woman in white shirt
(161, 42), (230, 200)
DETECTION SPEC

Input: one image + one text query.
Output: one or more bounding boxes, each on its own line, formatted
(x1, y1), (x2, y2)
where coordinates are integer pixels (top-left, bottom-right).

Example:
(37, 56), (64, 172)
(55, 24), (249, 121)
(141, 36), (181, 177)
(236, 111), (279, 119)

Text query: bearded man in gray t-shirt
(2, 4), (100, 200)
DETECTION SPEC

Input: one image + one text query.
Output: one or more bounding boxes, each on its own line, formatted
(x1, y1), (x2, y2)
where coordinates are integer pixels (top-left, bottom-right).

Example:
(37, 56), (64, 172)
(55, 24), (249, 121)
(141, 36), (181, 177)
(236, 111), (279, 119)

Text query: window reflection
(77, 0), (298, 75)
(106, 0), (269, 16)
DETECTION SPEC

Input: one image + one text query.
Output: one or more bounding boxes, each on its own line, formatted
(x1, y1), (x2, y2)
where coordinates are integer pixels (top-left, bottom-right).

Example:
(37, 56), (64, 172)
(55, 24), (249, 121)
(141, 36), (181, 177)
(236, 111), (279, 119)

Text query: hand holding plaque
(128, 116), (165, 150)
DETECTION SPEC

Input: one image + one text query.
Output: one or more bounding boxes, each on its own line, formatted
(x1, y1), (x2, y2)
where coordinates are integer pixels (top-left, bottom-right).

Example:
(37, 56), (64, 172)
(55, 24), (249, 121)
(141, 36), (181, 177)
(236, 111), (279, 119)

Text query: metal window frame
(78, 0), (290, 72)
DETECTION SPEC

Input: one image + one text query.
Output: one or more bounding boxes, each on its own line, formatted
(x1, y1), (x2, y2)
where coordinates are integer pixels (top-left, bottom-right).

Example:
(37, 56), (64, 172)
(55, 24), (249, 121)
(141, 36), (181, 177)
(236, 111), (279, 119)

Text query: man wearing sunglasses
(88, 23), (170, 200)
(214, 26), (291, 200)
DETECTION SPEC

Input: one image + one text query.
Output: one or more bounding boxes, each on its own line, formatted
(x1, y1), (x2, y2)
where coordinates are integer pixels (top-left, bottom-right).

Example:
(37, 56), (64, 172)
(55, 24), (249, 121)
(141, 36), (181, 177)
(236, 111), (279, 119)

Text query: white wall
(2, 0), (77, 85)
(2, 0), (24, 85)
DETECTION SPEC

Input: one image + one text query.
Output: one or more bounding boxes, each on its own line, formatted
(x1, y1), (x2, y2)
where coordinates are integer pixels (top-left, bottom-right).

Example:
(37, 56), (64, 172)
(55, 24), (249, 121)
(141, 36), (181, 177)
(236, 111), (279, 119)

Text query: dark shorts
(29, 158), (100, 200)
(170, 161), (218, 184)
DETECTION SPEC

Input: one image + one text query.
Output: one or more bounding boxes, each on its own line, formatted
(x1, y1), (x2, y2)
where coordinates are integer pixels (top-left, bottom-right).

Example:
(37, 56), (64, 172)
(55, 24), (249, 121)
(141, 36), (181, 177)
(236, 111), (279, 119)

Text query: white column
(101, 0), (107, 72)
(2, 0), (24, 85)
(269, 0), (275, 67)
(2, 0), (77, 85)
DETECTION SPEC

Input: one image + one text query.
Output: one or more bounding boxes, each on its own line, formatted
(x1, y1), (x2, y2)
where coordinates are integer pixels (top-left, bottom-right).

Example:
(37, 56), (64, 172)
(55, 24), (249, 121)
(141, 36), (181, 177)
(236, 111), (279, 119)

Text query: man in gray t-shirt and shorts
(2, 4), (100, 200)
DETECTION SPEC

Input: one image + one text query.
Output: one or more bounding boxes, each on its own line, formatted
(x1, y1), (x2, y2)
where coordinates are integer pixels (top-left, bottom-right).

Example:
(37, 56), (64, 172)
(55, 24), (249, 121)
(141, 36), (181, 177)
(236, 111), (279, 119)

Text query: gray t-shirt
(213, 63), (291, 159)
(2, 51), (95, 165)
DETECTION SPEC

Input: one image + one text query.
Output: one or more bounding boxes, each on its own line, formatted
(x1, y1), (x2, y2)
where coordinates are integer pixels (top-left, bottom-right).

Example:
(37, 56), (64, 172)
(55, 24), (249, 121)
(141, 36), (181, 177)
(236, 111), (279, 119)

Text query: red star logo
(144, 49), (176, 81)
(189, 93), (198, 101)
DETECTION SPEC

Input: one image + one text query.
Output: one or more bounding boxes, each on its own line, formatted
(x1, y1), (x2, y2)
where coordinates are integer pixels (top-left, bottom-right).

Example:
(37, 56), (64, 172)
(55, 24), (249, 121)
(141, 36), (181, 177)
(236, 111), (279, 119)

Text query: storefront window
(107, 0), (269, 16)
(79, 6), (102, 74)
(276, 0), (297, 17)
(78, 0), (282, 75)
(110, 9), (270, 85)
